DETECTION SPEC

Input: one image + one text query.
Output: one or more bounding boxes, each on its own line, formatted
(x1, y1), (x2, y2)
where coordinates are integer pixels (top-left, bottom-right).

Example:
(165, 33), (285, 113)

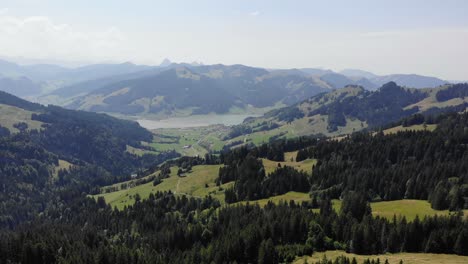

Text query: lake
(137, 114), (259, 129)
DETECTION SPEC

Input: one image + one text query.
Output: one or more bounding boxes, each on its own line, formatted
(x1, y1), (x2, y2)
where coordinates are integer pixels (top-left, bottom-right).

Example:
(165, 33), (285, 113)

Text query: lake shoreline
(137, 114), (260, 129)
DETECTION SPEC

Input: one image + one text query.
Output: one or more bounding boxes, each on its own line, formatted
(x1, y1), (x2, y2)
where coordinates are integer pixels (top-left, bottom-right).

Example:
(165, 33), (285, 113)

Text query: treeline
(436, 83), (468, 102)
(0, 90), (43, 111)
(0, 191), (466, 264)
(221, 155), (310, 203)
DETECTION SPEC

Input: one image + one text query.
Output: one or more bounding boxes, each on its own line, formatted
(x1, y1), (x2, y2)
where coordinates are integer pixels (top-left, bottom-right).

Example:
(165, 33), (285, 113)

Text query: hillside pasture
(94, 164), (226, 209)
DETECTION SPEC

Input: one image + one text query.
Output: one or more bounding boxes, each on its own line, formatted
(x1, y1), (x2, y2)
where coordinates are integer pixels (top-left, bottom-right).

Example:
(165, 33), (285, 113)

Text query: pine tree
(258, 239), (278, 264)
(454, 229), (468, 255)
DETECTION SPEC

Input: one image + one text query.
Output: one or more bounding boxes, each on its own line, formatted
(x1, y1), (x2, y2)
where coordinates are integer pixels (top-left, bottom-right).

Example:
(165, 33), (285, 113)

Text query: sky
(0, 0), (467, 80)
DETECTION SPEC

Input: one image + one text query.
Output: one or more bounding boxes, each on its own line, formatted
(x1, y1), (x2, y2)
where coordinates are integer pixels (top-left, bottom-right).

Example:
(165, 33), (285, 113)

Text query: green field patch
(294, 250), (468, 264)
(262, 157), (317, 175)
(370, 199), (467, 221)
(51, 159), (74, 178)
(233, 191), (311, 207)
(125, 144), (157, 156)
(284, 151), (299, 162)
(312, 199), (467, 221)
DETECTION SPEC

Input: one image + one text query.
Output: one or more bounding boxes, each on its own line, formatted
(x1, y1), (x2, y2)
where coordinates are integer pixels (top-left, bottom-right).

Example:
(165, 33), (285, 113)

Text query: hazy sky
(0, 0), (467, 80)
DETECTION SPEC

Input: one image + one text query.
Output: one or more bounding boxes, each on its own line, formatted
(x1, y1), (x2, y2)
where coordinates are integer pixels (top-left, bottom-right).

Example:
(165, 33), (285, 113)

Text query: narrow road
(175, 179), (181, 194)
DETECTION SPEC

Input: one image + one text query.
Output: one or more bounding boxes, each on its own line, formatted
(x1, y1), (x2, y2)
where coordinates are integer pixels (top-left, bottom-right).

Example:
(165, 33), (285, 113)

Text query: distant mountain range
(0, 58), (454, 117)
(63, 64), (330, 115)
(0, 59), (157, 97)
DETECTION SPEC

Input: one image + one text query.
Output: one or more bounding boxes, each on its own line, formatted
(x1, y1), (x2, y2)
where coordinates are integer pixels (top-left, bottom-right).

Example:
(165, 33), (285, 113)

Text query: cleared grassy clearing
(311, 199), (467, 221)
(294, 250), (468, 264)
(51, 159), (74, 178)
(125, 144), (157, 156)
(371, 199), (467, 221)
(383, 124), (437, 135)
(94, 164), (226, 209)
(262, 157), (317, 175)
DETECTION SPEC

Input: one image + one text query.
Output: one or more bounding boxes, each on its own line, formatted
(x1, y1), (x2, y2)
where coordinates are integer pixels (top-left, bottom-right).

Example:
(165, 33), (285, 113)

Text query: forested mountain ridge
(62, 64), (331, 116)
(0, 90), (178, 227)
(226, 82), (468, 141)
(0, 90), (179, 175)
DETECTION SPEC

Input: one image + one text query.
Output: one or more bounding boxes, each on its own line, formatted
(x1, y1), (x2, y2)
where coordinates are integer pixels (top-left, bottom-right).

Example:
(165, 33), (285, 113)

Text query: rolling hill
(224, 82), (468, 143)
(0, 89), (177, 175)
(0, 76), (42, 97)
(371, 74), (448, 88)
(338, 69), (448, 89)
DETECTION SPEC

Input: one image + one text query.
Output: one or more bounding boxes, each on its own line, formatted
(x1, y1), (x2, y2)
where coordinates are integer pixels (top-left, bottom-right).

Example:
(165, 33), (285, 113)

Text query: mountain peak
(160, 58), (172, 67)
(340, 69), (377, 79)
(190, 61), (204, 66)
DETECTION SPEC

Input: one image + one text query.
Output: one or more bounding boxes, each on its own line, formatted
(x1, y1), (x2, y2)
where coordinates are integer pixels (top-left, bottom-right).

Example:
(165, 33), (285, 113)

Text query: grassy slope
(228, 115), (367, 147)
(404, 85), (468, 112)
(0, 103), (43, 132)
(294, 250), (468, 264)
